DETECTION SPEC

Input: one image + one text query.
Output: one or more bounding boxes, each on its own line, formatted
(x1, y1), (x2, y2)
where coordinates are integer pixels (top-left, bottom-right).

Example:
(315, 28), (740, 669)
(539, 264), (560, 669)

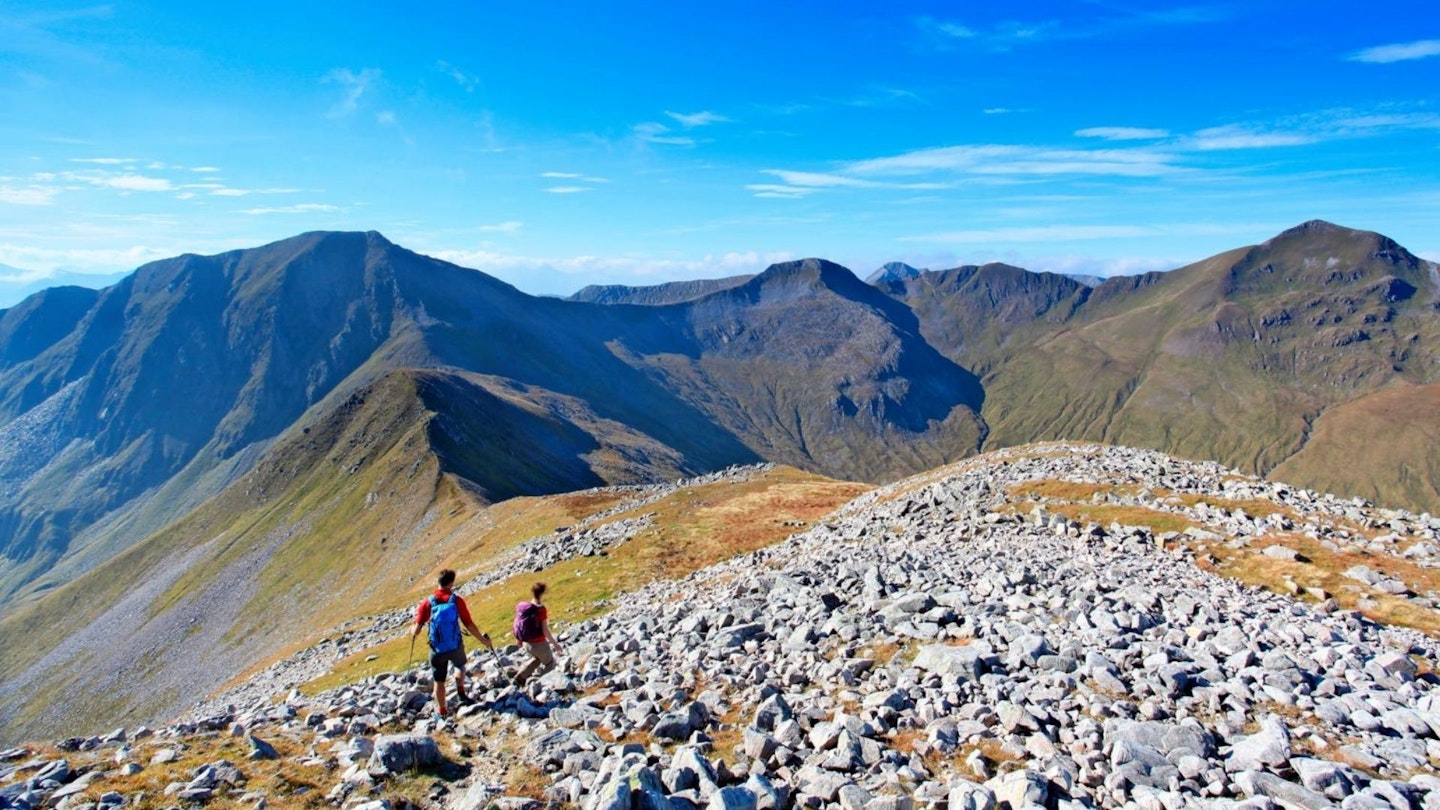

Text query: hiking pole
(408, 634), (416, 668)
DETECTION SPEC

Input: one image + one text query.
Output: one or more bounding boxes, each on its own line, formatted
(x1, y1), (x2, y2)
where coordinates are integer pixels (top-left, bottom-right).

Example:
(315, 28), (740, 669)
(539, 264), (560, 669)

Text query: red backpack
(513, 601), (543, 642)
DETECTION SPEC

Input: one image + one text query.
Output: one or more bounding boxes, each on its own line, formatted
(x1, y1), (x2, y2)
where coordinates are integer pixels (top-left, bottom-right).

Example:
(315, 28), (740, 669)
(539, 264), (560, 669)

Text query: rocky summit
(6, 443), (1440, 809)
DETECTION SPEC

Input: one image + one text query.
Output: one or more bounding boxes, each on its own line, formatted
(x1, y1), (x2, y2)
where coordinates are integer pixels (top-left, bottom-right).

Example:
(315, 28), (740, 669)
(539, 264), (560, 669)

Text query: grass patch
(1008, 479), (1136, 502)
(60, 730), (466, 809)
(305, 467), (866, 694)
(1208, 532), (1440, 636)
(1043, 504), (1196, 535)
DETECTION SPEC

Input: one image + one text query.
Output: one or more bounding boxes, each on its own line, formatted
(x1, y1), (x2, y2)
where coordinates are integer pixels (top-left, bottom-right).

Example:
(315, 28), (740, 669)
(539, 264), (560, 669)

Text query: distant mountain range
(0, 266), (132, 309)
(1, 219), (1437, 740)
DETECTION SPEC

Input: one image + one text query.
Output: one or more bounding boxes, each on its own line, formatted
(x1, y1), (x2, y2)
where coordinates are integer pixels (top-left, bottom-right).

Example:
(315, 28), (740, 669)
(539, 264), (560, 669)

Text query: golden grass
(1208, 532), (1440, 637)
(304, 468), (867, 693)
(56, 731), (464, 809)
(1009, 480), (1115, 502)
(1043, 504), (1196, 535)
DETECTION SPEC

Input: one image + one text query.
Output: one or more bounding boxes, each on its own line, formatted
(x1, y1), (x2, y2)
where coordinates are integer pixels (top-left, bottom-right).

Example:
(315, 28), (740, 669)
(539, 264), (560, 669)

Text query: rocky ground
(5, 444), (1440, 809)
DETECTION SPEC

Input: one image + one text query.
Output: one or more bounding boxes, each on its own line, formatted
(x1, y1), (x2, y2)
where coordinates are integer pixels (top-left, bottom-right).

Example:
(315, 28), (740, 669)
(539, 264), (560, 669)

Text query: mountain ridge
(2, 219), (1439, 744)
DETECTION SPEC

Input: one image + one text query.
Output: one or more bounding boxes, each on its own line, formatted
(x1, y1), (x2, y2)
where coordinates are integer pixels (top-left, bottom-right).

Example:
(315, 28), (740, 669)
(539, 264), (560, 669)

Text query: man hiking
(412, 569), (493, 719)
(513, 581), (563, 689)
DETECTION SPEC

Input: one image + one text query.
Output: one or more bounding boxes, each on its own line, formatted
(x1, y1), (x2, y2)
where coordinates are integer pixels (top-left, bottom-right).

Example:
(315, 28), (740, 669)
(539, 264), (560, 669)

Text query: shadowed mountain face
(0, 239), (985, 609)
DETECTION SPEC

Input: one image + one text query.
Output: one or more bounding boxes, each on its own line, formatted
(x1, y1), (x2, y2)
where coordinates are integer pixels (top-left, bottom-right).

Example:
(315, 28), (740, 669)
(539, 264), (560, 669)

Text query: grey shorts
(430, 646), (466, 682)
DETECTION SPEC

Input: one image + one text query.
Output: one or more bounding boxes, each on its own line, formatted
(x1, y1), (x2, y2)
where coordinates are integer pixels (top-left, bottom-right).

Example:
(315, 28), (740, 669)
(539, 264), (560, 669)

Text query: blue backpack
(429, 595), (462, 653)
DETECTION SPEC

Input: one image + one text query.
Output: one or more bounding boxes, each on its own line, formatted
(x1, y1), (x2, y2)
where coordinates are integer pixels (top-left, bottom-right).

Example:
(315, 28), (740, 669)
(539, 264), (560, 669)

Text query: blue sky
(1, 1), (1437, 299)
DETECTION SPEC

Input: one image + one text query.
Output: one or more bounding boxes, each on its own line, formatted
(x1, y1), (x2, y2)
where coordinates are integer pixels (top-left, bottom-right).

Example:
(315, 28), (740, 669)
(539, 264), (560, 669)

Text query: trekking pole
(407, 634), (416, 668)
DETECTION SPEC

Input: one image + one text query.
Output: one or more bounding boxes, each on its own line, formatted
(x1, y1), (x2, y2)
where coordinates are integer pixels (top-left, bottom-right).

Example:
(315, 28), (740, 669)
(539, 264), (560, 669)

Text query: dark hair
(439, 569), (456, 588)
(532, 582), (547, 601)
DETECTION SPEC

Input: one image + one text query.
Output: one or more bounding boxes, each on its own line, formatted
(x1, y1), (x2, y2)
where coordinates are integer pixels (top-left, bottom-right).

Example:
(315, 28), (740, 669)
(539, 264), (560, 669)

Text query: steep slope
(885, 262), (1091, 375)
(0, 364), (715, 741)
(568, 275), (754, 305)
(615, 259), (988, 481)
(0, 233), (760, 609)
(954, 222), (1439, 508)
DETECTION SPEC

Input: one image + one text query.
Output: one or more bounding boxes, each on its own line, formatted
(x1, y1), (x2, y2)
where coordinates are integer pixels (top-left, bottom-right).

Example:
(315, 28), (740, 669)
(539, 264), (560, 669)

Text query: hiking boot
(455, 692), (474, 706)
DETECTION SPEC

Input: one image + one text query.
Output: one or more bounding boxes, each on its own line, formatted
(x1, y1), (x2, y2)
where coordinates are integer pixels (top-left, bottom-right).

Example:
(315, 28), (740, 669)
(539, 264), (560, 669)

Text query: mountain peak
(1263, 219), (1364, 246)
(866, 261), (923, 285)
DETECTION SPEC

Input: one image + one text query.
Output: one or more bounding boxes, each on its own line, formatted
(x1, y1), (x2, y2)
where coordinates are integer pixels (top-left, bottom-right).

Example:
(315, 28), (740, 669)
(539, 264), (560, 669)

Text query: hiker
(513, 581), (563, 688)
(412, 568), (493, 719)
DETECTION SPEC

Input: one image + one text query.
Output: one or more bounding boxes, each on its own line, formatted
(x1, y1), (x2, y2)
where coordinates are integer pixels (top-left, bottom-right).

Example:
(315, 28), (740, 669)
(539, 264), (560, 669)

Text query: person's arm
(543, 616), (562, 654)
(411, 600), (429, 641)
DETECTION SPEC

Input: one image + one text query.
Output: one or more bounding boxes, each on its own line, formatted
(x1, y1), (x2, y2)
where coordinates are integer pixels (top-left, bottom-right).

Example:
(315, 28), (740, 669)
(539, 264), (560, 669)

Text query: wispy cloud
(752, 142), (1184, 198)
(915, 7), (1224, 51)
(1188, 125), (1315, 150)
(665, 110), (729, 128)
(1348, 39), (1440, 64)
(984, 108), (1013, 115)
(632, 121), (695, 146)
(69, 157), (137, 165)
(916, 15), (1058, 49)
(747, 169), (950, 198)
(239, 203), (340, 215)
(540, 171), (609, 184)
(323, 68), (381, 118)
(847, 144), (1180, 177)
(436, 60), (480, 91)
(544, 186), (591, 194)
(1076, 127), (1170, 140)
(208, 187), (302, 197)
(0, 185), (59, 205)
(478, 221), (522, 234)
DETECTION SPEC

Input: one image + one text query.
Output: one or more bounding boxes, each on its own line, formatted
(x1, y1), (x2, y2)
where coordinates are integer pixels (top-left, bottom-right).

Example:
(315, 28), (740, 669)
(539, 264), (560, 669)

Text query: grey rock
(368, 734), (441, 773)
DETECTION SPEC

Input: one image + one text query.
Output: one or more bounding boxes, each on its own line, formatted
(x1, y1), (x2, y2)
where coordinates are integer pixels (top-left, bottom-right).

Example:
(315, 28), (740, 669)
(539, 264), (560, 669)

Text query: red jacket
(415, 588), (474, 628)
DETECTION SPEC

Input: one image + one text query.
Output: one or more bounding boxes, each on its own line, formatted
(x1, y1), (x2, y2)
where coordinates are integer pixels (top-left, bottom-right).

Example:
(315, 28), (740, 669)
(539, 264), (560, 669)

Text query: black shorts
(430, 646), (466, 682)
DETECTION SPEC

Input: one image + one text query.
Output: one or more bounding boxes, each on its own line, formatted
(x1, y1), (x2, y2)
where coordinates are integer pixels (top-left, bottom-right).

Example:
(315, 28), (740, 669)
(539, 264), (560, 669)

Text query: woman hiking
(513, 581), (563, 689)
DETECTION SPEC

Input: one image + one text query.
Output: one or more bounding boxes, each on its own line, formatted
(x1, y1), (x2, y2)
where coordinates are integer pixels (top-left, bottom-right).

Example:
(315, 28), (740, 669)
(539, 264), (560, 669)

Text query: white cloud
(106, 175), (174, 191)
(210, 188), (249, 197)
(190, 166), (221, 173)
(540, 171), (609, 184)
(763, 170), (878, 189)
(437, 60), (480, 91)
(983, 108), (1013, 115)
(478, 221), (522, 234)
(1189, 125), (1316, 150)
(69, 157), (137, 165)
(666, 110), (729, 128)
(0, 185), (59, 205)
(544, 186), (591, 194)
(376, 110), (397, 126)
(633, 122), (696, 147)
(846, 144), (1179, 177)
(323, 67), (381, 118)
(746, 184), (816, 199)
(239, 203), (341, 215)
(1348, 40), (1440, 64)
(1076, 127), (1170, 140)
(0, 242), (173, 271)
